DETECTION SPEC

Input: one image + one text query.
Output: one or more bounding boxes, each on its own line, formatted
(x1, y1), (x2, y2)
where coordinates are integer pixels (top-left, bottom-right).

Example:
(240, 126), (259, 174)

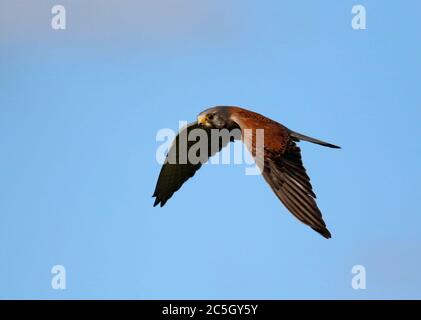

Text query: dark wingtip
(313, 227), (332, 239)
(153, 196), (169, 207)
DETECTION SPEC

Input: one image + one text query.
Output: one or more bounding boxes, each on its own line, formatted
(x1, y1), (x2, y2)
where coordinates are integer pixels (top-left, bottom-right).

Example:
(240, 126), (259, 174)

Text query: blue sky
(1, 0), (420, 299)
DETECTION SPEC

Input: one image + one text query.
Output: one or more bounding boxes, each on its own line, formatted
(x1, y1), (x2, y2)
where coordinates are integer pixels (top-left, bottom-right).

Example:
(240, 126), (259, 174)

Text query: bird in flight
(153, 106), (340, 238)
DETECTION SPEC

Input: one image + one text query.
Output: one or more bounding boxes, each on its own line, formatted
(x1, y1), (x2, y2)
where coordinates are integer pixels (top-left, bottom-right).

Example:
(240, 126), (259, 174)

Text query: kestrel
(153, 106), (340, 238)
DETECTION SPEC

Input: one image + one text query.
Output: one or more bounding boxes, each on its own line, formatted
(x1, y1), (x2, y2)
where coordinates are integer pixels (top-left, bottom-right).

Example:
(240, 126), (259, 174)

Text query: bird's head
(197, 106), (234, 129)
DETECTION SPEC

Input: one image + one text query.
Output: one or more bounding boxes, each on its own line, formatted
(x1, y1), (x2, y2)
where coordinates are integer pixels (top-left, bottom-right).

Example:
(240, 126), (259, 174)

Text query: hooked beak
(198, 115), (207, 126)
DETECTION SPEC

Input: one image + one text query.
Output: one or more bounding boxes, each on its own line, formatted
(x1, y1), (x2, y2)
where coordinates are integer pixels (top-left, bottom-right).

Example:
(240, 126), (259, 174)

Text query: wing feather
(262, 141), (332, 238)
(152, 122), (232, 207)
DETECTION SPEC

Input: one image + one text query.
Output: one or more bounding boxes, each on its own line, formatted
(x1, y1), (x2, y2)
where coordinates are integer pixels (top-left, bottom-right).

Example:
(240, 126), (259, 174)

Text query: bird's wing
(152, 122), (234, 207)
(262, 141), (331, 238)
(228, 107), (332, 238)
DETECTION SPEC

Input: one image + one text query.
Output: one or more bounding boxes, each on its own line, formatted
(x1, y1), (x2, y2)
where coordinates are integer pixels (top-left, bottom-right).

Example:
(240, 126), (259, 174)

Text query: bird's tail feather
(290, 131), (341, 149)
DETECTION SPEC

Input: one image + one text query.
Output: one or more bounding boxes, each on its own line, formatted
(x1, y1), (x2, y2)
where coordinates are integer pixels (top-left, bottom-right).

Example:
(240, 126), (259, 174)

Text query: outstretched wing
(227, 107), (333, 238)
(262, 141), (332, 238)
(153, 122), (233, 207)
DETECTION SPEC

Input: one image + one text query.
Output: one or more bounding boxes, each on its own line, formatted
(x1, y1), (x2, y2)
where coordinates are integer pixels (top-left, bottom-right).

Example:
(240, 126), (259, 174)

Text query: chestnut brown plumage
(153, 106), (340, 239)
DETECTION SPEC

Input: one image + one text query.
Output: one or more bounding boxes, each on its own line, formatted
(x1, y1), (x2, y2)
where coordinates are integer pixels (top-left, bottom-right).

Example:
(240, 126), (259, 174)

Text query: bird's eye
(207, 114), (214, 120)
